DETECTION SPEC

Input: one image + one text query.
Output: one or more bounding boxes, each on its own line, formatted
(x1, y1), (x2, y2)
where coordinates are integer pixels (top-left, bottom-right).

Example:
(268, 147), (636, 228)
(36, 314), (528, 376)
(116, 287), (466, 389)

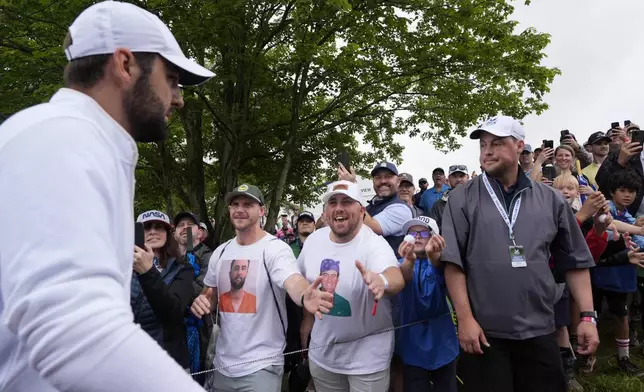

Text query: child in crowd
(590, 170), (644, 377)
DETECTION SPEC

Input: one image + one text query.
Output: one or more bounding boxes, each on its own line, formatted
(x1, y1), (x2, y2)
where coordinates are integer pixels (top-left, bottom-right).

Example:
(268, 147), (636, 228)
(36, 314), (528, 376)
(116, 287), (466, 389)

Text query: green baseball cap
(225, 184), (265, 206)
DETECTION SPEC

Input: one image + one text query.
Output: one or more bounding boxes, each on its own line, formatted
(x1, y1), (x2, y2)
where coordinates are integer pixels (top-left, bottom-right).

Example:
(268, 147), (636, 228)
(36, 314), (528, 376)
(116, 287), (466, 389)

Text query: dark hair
(143, 221), (180, 268)
(608, 170), (642, 195)
(432, 167), (444, 175)
(63, 33), (157, 88)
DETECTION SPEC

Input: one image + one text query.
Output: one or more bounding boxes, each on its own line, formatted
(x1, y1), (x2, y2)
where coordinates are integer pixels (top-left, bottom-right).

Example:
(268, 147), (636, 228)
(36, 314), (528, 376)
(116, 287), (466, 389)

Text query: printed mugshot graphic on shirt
(320, 258), (352, 317)
(218, 259), (258, 314)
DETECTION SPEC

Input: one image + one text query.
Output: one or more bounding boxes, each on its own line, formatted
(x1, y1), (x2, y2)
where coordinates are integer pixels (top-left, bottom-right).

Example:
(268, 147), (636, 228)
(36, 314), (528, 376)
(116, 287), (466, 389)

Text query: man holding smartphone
(0, 2), (214, 392)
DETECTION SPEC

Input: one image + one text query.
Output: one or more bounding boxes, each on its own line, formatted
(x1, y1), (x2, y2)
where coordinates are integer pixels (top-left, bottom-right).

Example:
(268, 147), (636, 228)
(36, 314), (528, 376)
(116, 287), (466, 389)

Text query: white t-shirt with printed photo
(204, 233), (300, 377)
(297, 225), (399, 375)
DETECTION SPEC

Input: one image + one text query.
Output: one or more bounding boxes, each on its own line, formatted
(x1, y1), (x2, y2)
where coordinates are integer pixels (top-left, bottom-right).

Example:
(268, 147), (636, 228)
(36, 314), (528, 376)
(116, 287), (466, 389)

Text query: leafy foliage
(0, 0), (559, 244)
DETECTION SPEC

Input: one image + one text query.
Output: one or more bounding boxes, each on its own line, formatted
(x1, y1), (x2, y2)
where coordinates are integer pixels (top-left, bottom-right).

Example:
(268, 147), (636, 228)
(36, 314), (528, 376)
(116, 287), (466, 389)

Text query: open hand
(302, 275), (334, 320)
(458, 316), (490, 354)
(133, 244), (155, 274)
(618, 142), (642, 166)
(628, 247), (644, 268)
(355, 260), (386, 300)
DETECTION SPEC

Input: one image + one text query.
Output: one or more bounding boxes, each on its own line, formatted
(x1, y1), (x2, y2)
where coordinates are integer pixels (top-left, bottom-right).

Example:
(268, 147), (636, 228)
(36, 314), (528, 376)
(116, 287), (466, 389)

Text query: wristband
(580, 316), (597, 325)
(379, 273), (389, 290)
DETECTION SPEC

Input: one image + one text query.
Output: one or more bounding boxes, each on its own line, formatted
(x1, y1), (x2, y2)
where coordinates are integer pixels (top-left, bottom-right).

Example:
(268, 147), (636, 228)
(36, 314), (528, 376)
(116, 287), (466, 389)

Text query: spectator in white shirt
(0, 2), (215, 392)
(299, 180), (405, 392)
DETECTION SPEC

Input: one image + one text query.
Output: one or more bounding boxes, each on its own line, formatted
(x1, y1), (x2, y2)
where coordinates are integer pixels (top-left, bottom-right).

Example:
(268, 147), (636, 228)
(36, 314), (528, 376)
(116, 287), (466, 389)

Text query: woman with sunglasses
(132, 210), (195, 371)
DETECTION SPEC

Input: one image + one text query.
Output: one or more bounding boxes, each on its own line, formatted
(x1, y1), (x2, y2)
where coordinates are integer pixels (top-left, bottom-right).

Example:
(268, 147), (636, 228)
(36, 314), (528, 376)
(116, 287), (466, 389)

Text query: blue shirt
(419, 184), (450, 211)
(395, 257), (459, 371)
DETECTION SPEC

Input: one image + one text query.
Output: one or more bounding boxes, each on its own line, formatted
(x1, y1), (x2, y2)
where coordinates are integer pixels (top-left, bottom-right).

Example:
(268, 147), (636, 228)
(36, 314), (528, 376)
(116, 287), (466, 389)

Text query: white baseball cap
(402, 216), (440, 236)
(322, 180), (365, 206)
(469, 115), (525, 141)
(65, 1), (214, 86)
(136, 210), (171, 227)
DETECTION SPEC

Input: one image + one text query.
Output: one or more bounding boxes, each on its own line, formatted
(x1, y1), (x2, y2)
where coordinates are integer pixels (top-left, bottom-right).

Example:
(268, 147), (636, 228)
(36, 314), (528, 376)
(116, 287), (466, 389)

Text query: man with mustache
(340, 162), (413, 257)
(0, 2), (214, 391)
(190, 184), (332, 392)
(219, 259), (256, 313)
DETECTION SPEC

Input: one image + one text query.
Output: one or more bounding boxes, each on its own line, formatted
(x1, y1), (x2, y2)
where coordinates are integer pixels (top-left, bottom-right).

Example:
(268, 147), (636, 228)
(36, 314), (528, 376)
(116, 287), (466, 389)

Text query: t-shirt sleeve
(373, 203), (413, 236)
(550, 198), (595, 270)
(204, 244), (227, 288)
(365, 233), (399, 273)
(439, 190), (469, 270)
(267, 240), (301, 288)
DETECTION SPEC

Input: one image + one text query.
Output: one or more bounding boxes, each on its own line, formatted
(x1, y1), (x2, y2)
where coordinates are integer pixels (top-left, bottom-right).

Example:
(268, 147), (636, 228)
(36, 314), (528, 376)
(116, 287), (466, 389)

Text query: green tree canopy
(0, 0), (559, 244)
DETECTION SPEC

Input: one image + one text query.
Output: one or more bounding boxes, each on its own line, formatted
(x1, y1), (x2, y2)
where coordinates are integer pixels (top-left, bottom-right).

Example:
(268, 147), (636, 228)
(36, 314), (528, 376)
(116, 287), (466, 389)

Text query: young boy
(591, 170), (644, 377)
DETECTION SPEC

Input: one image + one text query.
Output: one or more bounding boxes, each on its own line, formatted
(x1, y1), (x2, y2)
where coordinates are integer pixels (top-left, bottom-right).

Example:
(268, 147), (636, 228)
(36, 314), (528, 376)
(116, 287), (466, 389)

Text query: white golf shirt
(0, 89), (204, 392)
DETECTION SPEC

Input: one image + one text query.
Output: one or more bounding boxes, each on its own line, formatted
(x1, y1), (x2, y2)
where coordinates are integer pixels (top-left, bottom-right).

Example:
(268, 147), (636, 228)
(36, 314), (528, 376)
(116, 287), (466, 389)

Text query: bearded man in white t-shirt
(190, 184), (333, 392)
(299, 180), (406, 392)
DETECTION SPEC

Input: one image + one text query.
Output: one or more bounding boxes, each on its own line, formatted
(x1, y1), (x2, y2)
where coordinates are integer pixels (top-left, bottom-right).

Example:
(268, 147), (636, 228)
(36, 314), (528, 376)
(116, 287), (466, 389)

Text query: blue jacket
(591, 202), (638, 293)
(395, 257), (459, 371)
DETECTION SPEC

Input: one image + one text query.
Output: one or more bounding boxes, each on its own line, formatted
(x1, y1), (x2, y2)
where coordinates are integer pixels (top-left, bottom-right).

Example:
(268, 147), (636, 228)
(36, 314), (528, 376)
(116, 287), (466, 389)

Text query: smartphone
(611, 121), (620, 129)
(632, 130), (644, 146)
(625, 120), (632, 127)
(542, 165), (556, 181)
(560, 130), (570, 138)
(135, 222), (145, 248)
(337, 150), (351, 173)
(543, 139), (554, 149)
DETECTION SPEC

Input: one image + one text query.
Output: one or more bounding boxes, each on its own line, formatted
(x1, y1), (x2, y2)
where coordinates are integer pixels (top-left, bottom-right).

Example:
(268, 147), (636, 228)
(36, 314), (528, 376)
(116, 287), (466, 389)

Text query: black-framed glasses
(449, 165), (467, 172)
(408, 231), (431, 239)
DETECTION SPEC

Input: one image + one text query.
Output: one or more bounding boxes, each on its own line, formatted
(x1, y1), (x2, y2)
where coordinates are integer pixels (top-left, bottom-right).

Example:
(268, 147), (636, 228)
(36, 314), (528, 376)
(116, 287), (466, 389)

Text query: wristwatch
(580, 311), (598, 325)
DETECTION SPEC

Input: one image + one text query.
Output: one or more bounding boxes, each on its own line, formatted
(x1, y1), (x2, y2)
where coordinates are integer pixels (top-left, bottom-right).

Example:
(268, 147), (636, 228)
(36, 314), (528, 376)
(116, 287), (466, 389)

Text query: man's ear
(260, 206), (266, 217)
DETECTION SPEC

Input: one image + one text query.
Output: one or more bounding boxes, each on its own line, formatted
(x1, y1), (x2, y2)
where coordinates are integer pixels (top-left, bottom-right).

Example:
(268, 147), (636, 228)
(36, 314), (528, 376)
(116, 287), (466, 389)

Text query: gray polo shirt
(440, 169), (594, 340)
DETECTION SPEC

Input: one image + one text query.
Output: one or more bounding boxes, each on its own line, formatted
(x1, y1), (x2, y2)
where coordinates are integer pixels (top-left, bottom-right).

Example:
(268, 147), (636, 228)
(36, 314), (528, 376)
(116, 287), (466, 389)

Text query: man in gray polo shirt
(441, 115), (599, 392)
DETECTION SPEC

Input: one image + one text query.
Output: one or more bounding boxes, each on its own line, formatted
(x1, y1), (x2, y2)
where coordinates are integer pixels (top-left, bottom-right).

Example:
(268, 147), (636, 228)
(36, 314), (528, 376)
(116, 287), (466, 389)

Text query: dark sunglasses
(449, 165), (467, 172)
(408, 231), (431, 239)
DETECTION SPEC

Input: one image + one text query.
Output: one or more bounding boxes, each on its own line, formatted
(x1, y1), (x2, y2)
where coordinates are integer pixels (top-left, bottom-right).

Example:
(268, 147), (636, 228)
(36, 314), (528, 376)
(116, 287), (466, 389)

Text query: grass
(578, 316), (644, 392)
(281, 316), (644, 392)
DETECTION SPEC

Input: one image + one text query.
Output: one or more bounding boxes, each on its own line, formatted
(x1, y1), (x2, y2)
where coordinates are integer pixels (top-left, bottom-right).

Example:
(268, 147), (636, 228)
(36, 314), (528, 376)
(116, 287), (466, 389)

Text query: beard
(231, 277), (246, 290)
(123, 73), (168, 143)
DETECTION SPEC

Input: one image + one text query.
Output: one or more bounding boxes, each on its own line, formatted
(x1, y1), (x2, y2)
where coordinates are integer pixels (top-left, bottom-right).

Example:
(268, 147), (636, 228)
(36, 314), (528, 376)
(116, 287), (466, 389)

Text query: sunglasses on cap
(408, 230), (432, 239)
(449, 165), (467, 172)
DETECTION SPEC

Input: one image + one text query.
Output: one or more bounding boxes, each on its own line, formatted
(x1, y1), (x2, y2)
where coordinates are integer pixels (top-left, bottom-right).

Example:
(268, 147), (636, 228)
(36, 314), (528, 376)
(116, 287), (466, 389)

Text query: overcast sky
(395, 0), (644, 186)
(304, 0), (644, 216)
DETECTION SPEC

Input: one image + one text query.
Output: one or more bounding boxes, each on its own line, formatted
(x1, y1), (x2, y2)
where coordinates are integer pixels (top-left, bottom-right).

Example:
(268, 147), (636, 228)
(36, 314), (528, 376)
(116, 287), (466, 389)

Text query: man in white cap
(298, 180), (405, 391)
(440, 115), (598, 392)
(0, 2), (213, 392)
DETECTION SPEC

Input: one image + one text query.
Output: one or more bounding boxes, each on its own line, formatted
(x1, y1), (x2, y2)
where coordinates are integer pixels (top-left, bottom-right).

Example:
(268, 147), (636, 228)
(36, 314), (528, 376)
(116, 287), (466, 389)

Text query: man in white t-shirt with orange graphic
(190, 184), (333, 392)
(299, 180), (406, 391)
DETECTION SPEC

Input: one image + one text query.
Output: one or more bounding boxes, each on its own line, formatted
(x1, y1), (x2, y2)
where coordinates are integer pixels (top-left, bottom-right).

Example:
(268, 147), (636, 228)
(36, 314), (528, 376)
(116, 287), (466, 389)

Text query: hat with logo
(297, 211), (316, 223)
(137, 210), (172, 228)
(225, 184), (265, 206)
(448, 164), (468, 176)
(173, 211), (199, 226)
(322, 180), (365, 206)
(370, 161), (399, 177)
(587, 131), (611, 145)
(399, 173), (414, 186)
(402, 216), (440, 236)
(64, 1), (214, 86)
(470, 115), (525, 141)
(522, 144), (533, 153)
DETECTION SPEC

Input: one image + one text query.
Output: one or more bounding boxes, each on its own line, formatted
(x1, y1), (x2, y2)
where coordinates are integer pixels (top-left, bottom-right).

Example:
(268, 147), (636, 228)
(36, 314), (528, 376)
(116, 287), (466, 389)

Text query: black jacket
(131, 259), (195, 369)
(596, 150), (644, 216)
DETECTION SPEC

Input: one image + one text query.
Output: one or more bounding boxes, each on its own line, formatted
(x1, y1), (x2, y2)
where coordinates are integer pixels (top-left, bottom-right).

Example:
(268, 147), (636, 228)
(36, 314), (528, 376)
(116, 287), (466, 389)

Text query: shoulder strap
(263, 238), (287, 337)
